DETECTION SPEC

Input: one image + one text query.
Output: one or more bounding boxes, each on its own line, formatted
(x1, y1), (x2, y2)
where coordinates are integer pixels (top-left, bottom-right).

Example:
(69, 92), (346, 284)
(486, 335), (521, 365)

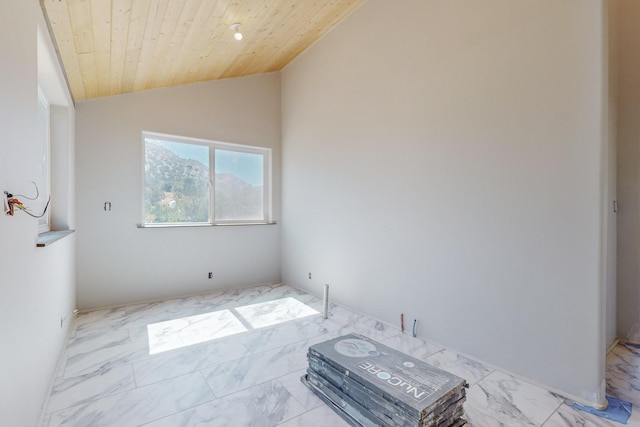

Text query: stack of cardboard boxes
(302, 333), (468, 427)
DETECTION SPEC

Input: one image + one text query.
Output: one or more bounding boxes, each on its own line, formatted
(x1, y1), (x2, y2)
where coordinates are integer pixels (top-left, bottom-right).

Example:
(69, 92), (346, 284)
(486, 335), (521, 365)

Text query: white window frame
(141, 131), (271, 226)
(37, 87), (50, 233)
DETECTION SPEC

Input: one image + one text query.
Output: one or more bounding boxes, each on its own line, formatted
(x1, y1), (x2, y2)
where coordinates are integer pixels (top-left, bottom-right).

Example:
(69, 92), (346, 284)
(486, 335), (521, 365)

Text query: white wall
(282, 0), (608, 405)
(604, 0), (618, 349)
(615, 0), (640, 341)
(0, 2), (76, 426)
(75, 73), (281, 309)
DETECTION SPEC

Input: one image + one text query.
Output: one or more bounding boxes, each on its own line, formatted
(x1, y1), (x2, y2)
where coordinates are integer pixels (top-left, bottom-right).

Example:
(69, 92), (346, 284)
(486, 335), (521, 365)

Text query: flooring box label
(307, 333), (468, 421)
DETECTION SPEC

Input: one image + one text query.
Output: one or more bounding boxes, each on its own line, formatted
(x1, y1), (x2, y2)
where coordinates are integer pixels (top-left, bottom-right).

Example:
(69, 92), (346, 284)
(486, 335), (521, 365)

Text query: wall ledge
(37, 229), (75, 247)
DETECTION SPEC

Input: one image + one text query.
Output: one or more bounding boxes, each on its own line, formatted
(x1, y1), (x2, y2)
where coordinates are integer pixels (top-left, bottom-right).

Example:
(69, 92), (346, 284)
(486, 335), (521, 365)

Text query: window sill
(137, 222), (277, 229)
(37, 229), (75, 247)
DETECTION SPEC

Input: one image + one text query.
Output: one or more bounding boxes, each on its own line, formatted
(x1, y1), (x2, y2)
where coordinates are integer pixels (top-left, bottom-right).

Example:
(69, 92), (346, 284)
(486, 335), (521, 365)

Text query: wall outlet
(208, 272), (213, 279)
(308, 272), (312, 279)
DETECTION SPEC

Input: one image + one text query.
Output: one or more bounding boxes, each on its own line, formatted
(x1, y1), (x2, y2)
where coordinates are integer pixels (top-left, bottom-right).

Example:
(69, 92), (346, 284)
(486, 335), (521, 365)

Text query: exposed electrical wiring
(10, 196), (50, 218)
(3, 182), (50, 218)
(4, 193), (21, 216)
(13, 181), (40, 200)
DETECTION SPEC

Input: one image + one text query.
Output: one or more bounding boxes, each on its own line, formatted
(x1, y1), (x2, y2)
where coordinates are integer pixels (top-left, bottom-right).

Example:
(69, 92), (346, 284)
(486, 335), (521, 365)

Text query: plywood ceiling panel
(41, 0), (366, 102)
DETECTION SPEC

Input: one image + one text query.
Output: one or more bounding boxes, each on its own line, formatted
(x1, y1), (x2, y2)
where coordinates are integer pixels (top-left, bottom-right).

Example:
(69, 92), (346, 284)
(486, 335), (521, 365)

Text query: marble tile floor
(39, 283), (640, 427)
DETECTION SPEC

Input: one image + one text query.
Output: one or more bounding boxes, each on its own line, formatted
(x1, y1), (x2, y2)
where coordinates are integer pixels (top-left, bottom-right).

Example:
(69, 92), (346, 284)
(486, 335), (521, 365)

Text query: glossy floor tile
(141, 380), (306, 427)
(464, 371), (564, 426)
(39, 284), (640, 426)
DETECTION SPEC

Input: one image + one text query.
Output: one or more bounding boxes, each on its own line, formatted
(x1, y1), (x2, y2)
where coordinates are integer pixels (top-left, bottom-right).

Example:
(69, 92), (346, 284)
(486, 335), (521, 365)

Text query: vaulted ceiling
(41, 0), (366, 102)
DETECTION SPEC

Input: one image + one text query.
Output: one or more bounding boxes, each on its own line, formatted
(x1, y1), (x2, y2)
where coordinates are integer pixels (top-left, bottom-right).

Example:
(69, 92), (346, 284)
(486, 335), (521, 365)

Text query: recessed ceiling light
(230, 23), (243, 41)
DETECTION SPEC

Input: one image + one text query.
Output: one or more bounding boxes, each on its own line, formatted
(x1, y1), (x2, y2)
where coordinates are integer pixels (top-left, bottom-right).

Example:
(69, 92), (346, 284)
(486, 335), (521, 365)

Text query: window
(143, 132), (270, 226)
(37, 87), (50, 233)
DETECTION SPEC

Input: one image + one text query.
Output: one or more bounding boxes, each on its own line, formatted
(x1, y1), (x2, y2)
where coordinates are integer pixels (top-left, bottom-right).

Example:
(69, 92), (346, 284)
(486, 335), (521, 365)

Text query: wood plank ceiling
(41, 0), (366, 102)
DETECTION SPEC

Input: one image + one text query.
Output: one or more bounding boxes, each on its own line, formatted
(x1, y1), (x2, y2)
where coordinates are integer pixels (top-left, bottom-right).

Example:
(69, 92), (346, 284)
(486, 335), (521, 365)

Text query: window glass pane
(214, 149), (264, 221)
(144, 138), (210, 223)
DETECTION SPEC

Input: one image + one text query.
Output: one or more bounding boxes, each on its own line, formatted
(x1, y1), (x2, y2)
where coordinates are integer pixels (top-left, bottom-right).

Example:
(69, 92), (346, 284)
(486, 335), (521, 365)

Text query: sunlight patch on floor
(147, 309), (247, 354)
(147, 297), (319, 354)
(234, 297), (319, 329)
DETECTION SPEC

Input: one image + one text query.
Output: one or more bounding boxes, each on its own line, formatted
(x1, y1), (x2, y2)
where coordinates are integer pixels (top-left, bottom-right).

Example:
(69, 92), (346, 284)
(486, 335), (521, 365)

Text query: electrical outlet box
(208, 272), (213, 279)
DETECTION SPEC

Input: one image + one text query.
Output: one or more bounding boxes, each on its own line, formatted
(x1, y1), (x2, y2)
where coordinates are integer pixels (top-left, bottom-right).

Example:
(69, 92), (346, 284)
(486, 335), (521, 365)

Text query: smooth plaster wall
(0, 2), (76, 425)
(604, 0), (618, 348)
(615, 0), (640, 340)
(281, 0), (607, 405)
(75, 73), (281, 309)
